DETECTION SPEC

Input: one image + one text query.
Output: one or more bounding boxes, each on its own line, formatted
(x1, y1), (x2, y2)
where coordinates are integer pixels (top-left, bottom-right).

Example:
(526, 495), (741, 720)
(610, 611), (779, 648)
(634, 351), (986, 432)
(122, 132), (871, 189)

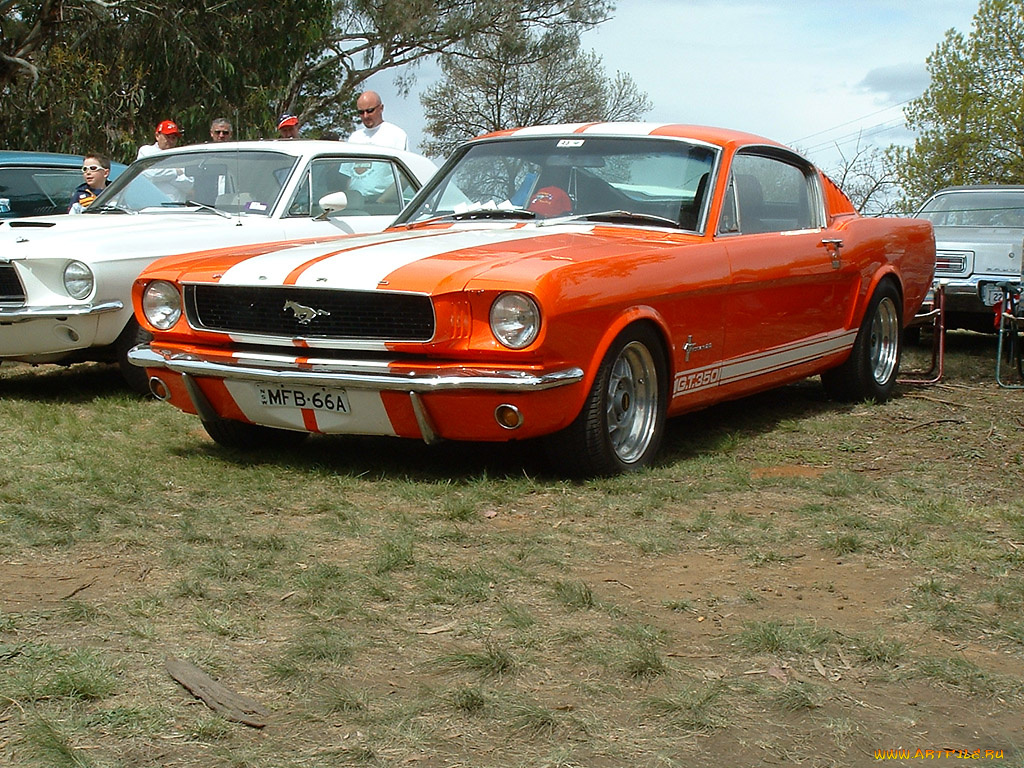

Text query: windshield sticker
(556, 139), (585, 148)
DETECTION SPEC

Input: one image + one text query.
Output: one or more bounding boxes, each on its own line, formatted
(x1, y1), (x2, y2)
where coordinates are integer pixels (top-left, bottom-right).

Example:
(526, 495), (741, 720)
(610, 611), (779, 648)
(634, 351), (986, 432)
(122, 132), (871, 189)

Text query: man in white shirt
(348, 91), (409, 151)
(135, 120), (192, 200)
(137, 120), (183, 159)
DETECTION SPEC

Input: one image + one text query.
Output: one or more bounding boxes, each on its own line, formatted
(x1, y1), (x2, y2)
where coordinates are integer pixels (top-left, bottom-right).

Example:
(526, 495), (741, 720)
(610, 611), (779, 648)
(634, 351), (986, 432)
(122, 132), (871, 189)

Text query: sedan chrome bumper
(0, 300), (123, 323)
(128, 344), (585, 393)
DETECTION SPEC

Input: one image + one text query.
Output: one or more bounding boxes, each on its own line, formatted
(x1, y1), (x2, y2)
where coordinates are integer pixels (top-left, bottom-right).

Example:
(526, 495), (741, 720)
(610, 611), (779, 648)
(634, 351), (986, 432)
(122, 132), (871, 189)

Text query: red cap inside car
(528, 186), (573, 217)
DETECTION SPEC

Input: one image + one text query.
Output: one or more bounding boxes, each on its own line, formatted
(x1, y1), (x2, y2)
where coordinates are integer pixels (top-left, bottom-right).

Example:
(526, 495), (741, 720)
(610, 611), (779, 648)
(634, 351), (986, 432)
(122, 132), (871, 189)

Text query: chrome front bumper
(0, 300), (123, 323)
(128, 344), (585, 393)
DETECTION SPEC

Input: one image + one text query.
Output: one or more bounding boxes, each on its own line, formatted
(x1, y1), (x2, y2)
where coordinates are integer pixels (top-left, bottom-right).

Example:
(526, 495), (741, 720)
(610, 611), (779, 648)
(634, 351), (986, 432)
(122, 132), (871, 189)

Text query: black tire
(543, 324), (667, 477)
(822, 280), (902, 402)
(115, 318), (154, 395)
(202, 418), (309, 450)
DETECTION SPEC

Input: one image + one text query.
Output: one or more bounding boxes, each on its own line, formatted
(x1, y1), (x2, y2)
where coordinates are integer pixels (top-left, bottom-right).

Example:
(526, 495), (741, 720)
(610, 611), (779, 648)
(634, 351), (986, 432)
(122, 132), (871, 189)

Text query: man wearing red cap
(135, 120), (191, 201)
(137, 120), (184, 159)
(277, 113), (300, 139)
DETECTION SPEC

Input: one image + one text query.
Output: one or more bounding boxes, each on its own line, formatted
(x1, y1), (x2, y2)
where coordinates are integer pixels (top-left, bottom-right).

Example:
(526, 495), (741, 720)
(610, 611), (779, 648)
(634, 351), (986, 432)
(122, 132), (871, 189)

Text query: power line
(799, 116), (910, 155)
(788, 99), (913, 147)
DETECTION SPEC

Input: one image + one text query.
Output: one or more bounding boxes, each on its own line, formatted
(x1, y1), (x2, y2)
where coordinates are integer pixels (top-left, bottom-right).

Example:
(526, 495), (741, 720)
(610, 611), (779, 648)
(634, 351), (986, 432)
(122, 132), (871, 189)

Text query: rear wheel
(822, 280), (902, 402)
(543, 325), (667, 477)
(202, 418), (309, 450)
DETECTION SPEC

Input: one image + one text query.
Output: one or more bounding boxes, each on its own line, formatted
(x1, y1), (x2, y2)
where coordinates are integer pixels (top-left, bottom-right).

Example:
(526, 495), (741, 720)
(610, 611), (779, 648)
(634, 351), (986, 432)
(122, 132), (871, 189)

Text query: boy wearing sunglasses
(69, 153), (111, 213)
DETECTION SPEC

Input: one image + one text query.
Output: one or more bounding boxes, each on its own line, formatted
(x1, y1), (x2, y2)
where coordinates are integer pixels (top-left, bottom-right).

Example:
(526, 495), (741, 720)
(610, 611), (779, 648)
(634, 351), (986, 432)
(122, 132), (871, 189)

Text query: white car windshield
(396, 136), (718, 231)
(90, 150), (299, 216)
(918, 190), (1024, 227)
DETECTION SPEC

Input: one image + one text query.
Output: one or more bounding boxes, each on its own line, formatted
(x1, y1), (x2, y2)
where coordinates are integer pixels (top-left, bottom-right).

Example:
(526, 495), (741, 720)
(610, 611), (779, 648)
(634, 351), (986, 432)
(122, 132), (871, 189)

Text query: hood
(143, 222), (689, 296)
(1, 210), (281, 265)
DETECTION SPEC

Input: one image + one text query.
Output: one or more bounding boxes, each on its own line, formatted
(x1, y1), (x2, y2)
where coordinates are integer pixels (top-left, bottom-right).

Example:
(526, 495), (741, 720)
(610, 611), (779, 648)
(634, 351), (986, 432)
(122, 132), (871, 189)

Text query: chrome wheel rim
(869, 296), (900, 384)
(605, 341), (659, 464)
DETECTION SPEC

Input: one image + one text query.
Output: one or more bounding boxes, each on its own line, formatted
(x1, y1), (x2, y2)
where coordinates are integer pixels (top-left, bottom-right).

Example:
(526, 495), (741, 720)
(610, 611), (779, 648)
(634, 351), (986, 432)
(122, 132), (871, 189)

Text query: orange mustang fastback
(130, 123), (935, 476)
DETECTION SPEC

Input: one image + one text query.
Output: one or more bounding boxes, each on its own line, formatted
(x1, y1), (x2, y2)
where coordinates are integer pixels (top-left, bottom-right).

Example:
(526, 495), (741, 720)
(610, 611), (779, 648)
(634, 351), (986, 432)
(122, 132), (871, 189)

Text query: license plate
(980, 283), (1005, 306)
(257, 384), (350, 413)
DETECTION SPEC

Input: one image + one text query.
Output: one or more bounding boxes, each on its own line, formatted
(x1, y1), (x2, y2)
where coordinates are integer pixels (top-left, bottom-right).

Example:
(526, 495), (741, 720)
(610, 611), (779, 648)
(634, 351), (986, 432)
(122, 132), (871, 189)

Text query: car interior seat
(734, 173), (768, 234)
(679, 173), (709, 230)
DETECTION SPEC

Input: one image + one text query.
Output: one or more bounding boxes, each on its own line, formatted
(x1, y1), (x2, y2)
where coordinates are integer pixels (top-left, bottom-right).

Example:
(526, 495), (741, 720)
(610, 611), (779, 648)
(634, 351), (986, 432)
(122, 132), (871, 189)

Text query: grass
(1, 338), (1024, 767)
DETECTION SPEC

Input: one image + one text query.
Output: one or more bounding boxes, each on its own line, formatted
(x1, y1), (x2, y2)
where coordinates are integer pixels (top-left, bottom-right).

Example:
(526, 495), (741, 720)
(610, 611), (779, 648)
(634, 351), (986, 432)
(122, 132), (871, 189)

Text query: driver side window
(718, 153), (817, 235)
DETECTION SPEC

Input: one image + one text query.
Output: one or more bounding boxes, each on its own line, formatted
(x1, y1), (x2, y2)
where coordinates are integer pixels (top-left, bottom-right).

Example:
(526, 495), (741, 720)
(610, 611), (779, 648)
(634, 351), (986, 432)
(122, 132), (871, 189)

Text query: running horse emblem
(283, 299), (331, 325)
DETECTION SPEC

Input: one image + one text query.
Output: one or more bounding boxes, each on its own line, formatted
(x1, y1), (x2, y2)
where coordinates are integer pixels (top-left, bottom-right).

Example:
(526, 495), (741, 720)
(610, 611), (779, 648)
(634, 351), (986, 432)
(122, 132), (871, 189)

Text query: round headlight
(490, 292), (541, 349)
(142, 280), (182, 330)
(63, 261), (94, 300)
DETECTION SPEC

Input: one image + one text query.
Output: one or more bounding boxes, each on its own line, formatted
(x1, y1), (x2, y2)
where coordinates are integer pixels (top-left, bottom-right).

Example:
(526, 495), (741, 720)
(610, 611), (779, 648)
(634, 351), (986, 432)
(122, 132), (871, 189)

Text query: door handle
(821, 238), (843, 268)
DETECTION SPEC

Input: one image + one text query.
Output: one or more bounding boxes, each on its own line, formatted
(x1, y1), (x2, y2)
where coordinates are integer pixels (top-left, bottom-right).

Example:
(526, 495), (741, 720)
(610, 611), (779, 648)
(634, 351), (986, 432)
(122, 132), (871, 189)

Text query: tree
(1, 0), (331, 159)
(1, 0), (612, 160)
(419, 27), (651, 157)
(828, 138), (906, 216)
(896, 0), (1024, 205)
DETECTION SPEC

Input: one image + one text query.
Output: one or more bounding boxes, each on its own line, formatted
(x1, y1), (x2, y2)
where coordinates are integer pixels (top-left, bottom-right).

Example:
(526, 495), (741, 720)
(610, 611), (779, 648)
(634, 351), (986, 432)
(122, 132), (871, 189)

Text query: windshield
(918, 189), (1024, 227)
(395, 136), (718, 231)
(93, 150), (299, 216)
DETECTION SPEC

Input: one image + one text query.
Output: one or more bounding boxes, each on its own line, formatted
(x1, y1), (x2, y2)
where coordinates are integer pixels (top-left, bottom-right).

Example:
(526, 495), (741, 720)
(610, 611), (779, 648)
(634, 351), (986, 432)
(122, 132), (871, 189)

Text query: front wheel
(202, 418), (309, 450)
(822, 280), (902, 402)
(543, 325), (667, 477)
(115, 318), (154, 395)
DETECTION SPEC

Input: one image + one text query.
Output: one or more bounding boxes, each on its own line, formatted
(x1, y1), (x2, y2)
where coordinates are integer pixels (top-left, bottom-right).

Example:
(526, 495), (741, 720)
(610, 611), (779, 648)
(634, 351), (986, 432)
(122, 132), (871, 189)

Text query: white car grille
(0, 263), (25, 303)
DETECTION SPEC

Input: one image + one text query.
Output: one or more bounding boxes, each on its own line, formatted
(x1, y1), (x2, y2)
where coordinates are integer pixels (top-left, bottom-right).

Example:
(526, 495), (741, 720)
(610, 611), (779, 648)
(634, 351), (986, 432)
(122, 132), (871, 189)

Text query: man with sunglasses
(209, 118), (233, 142)
(348, 90), (408, 151)
(68, 153), (111, 213)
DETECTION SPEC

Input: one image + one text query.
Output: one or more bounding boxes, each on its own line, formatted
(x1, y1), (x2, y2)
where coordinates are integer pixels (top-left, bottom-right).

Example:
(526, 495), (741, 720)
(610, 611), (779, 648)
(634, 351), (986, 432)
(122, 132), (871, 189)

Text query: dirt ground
(1, 334), (1023, 766)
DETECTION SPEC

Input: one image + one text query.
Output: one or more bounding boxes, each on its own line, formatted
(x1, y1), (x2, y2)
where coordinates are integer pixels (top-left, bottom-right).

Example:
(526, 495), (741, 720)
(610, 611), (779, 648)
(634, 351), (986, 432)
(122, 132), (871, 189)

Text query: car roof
(930, 185), (1024, 194)
(475, 122), (791, 152)
(0, 150), (127, 170)
(155, 139), (425, 163)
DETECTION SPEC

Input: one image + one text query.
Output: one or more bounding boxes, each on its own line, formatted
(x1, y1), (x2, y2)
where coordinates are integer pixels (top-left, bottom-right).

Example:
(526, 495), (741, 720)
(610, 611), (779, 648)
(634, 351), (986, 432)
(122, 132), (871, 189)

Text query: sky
(360, 0), (980, 173)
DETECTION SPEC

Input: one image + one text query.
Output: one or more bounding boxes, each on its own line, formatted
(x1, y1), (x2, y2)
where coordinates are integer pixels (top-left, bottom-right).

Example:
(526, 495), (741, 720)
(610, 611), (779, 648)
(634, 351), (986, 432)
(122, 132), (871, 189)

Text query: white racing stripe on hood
(219, 224), (587, 290)
(293, 226), (560, 289)
(217, 231), (423, 286)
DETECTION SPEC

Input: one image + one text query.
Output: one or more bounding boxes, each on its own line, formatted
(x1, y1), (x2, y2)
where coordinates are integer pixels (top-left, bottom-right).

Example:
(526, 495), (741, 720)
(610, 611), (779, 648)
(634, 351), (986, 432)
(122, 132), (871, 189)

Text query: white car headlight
(63, 261), (94, 300)
(142, 280), (182, 330)
(490, 292), (541, 349)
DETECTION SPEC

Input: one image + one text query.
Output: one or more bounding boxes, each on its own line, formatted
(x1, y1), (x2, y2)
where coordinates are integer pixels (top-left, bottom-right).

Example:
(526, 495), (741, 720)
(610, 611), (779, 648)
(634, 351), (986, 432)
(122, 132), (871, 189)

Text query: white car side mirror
(318, 191), (349, 215)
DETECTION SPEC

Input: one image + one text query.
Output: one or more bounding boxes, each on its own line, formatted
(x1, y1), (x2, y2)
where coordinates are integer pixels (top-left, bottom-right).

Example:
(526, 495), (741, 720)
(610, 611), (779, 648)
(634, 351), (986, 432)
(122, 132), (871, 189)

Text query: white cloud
(359, 0), (979, 170)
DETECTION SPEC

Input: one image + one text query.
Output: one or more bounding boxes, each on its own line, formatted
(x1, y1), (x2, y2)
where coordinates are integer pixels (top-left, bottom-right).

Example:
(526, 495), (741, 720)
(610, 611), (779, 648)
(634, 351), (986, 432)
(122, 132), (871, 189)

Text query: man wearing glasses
(68, 154), (111, 213)
(209, 118), (233, 142)
(348, 90), (409, 151)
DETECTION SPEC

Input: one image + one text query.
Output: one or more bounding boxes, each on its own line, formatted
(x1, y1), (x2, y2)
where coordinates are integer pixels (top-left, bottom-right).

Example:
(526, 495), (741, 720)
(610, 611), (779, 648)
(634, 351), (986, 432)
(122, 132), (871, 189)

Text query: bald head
(356, 90), (384, 129)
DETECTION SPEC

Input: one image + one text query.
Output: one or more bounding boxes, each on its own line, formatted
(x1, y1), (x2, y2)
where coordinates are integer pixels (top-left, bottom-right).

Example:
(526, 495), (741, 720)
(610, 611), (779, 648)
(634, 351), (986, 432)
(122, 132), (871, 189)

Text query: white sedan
(0, 141), (437, 390)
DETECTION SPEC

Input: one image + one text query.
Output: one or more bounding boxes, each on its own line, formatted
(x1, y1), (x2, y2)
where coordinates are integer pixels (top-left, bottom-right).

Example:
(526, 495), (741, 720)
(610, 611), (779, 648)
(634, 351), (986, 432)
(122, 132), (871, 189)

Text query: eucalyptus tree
(419, 26), (650, 158)
(1, 0), (612, 160)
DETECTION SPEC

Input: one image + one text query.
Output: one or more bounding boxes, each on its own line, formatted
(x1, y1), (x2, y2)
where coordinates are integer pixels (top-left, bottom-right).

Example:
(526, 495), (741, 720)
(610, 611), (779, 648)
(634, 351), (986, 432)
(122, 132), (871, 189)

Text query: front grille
(935, 249), (970, 276)
(0, 263), (25, 303)
(186, 284), (435, 341)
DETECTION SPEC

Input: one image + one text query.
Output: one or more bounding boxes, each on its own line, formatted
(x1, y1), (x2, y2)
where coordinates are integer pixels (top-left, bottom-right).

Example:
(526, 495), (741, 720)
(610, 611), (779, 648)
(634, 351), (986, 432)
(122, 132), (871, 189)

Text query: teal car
(0, 151), (127, 219)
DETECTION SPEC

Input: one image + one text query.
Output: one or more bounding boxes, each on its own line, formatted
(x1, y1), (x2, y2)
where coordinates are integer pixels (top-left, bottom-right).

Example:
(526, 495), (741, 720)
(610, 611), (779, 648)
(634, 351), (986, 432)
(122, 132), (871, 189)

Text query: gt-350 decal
(673, 366), (721, 396)
(671, 329), (857, 400)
